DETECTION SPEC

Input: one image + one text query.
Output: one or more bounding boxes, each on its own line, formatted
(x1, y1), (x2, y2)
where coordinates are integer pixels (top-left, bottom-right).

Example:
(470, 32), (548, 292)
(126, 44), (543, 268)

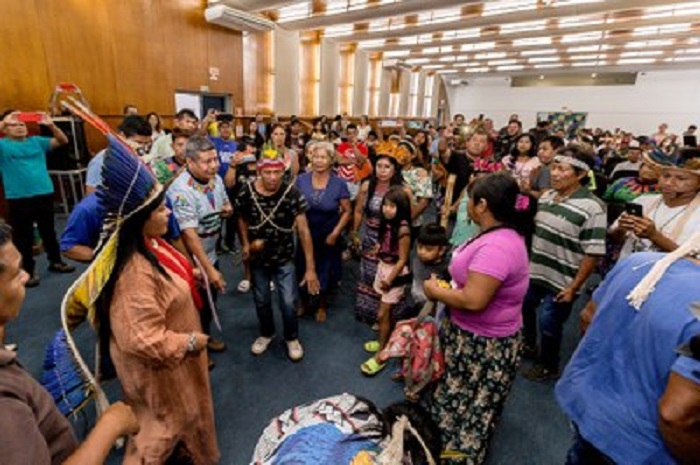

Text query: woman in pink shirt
(424, 173), (531, 464)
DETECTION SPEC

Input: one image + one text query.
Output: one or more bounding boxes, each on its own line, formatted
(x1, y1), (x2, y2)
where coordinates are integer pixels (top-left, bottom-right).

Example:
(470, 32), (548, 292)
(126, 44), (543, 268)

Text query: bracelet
(186, 332), (197, 353)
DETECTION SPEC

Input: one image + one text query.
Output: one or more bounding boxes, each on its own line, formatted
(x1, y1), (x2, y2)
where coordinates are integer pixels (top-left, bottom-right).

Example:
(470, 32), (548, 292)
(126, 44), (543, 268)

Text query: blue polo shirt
(0, 136), (54, 199)
(209, 136), (236, 179)
(556, 252), (700, 464)
(60, 193), (104, 252)
(60, 194), (181, 255)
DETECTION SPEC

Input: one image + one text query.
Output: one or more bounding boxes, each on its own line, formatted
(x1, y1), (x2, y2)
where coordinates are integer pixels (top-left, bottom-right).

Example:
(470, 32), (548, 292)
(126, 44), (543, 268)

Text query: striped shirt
(530, 187), (606, 292)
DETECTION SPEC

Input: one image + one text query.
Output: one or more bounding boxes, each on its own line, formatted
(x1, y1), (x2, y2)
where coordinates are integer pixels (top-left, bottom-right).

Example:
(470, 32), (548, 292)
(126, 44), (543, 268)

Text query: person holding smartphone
(611, 148), (700, 261)
(0, 110), (75, 287)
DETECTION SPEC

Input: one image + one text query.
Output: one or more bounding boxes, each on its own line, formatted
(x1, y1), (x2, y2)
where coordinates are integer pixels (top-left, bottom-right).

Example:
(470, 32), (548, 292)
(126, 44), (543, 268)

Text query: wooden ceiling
(218, 0), (700, 77)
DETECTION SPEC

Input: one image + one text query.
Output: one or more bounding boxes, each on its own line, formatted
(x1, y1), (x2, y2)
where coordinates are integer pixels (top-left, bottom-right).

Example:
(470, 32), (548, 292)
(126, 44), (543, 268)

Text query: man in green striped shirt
(522, 145), (606, 381)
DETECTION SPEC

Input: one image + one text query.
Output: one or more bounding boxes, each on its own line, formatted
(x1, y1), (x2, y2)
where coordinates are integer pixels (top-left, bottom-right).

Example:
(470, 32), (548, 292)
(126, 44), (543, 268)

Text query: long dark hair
(145, 112), (162, 132)
(267, 123), (288, 148)
(378, 186), (412, 251)
(470, 173), (534, 238)
(382, 401), (442, 464)
(365, 154), (404, 215)
(511, 133), (537, 159)
(96, 192), (170, 344)
(414, 130), (430, 167)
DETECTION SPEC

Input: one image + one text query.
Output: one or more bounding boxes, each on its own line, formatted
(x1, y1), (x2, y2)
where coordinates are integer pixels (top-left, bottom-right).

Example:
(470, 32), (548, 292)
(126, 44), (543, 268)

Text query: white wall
(273, 28), (300, 116)
(446, 69), (700, 135)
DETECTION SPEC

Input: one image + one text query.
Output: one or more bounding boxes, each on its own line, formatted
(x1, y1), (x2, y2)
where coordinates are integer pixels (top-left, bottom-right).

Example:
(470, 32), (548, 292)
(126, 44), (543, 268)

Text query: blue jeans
(521, 282), (574, 371)
(250, 262), (298, 341)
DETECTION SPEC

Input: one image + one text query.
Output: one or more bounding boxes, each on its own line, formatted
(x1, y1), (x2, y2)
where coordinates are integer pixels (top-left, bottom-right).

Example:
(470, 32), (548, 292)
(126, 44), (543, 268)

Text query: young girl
(502, 133), (540, 191)
(361, 186), (412, 376)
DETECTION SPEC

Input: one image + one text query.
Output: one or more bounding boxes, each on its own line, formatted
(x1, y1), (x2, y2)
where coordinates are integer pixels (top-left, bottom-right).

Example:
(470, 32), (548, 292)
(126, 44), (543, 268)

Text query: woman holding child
(352, 141), (410, 326)
(424, 173), (531, 464)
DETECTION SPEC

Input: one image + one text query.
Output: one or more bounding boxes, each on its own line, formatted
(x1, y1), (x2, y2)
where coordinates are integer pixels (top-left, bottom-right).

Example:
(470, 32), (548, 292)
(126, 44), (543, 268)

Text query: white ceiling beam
(364, 15), (700, 52)
(405, 42), (692, 65)
(214, 0), (298, 12)
(278, 0), (480, 30)
(442, 61), (700, 78)
(339, 0), (683, 42)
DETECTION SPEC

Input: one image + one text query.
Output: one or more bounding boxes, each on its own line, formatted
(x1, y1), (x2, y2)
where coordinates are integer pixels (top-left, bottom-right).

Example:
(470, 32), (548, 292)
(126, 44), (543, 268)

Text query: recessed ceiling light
(521, 49), (558, 56)
(617, 58), (657, 65)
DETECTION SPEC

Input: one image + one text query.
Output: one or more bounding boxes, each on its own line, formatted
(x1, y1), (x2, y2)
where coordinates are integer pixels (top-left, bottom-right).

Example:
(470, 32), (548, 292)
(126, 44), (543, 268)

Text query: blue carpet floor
(8, 234), (585, 464)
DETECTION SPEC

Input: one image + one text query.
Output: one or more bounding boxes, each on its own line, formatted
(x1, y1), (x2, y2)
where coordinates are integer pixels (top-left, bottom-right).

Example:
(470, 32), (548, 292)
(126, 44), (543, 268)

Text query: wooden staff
(440, 174), (457, 228)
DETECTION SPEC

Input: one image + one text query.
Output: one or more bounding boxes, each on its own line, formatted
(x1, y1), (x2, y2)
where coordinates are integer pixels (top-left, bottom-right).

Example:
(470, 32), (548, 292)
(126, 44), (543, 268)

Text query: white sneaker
(286, 339), (304, 361)
(270, 281), (276, 291)
(251, 336), (274, 355)
(237, 279), (251, 293)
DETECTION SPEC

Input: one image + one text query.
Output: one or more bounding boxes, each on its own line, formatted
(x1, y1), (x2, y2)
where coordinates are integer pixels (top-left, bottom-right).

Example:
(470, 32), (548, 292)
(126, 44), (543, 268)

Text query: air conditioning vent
(205, 4), (275, 33)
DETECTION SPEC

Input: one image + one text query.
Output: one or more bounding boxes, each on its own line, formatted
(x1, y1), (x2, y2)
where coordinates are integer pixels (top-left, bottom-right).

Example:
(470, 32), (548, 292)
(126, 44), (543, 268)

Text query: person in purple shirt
(424, 173), (531, 463)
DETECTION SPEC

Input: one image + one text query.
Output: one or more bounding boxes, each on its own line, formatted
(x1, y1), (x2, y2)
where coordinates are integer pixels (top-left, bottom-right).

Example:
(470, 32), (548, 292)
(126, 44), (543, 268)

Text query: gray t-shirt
(531, 164), (552, 192)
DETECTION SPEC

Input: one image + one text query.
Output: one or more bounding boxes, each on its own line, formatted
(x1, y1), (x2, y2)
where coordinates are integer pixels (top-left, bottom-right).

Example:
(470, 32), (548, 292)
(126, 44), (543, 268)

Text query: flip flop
(360, 357), (386, 376)
(440, 450), (471, 461)
(363, 340), (380, 353)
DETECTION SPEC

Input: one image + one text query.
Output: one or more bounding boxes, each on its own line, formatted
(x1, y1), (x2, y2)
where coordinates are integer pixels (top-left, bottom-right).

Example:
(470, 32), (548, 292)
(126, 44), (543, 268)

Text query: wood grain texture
(0, 0), (243, 145)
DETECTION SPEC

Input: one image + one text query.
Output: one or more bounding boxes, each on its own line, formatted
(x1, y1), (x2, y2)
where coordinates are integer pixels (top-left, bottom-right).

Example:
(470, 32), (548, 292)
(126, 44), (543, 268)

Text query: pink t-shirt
(448, 228), (529, 337)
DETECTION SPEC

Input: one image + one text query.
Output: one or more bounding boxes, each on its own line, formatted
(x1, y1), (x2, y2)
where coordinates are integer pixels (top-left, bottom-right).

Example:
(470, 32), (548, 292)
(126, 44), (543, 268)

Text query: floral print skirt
(430, 319), (522, 464)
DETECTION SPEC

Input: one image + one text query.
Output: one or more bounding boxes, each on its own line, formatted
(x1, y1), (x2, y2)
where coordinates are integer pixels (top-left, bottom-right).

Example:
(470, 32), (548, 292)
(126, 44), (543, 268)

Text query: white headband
(554, 155), (590, 172)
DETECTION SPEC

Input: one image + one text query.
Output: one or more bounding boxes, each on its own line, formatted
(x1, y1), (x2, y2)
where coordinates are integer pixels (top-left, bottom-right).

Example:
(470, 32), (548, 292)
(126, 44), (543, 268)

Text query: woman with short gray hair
(294, 142), (352, 321)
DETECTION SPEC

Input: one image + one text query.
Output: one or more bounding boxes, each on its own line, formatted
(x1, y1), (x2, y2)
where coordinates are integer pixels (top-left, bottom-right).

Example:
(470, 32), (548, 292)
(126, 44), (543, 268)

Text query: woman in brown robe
(98, 191), (219, 464)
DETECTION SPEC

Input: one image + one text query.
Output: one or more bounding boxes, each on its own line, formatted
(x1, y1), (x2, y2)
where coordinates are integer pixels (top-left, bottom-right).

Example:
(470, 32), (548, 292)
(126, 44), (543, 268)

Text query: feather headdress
(643, 147), (700, 176)
(257, 142), (286, 170)
(41, 97), (163, 418)
(374, 140), (412, 167)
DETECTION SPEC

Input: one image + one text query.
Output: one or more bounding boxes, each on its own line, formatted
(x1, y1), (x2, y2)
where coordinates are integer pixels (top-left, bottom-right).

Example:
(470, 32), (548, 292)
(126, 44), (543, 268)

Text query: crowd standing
(0, 106), (698, 464)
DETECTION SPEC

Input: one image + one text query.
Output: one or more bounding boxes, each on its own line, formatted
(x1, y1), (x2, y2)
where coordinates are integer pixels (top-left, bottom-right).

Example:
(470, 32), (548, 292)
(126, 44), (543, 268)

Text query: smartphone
(18, 112), (43, 123)
(624, 203), (643, 217)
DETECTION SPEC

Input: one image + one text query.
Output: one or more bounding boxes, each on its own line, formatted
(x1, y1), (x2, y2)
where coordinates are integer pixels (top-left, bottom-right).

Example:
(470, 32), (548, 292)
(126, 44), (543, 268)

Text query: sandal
(404, 388), (420, 403)
(363, 340), (380, 353)
(315, 307), (327, 323)
(360, 357), (385, 376)
(237, 279), (251, 293)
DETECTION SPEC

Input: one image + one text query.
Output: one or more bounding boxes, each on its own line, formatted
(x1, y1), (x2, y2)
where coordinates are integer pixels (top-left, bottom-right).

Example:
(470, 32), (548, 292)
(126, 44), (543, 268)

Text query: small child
(409, 224), (450, 311)
(361, 186), (412, 377)
(379, 224), (451, 400)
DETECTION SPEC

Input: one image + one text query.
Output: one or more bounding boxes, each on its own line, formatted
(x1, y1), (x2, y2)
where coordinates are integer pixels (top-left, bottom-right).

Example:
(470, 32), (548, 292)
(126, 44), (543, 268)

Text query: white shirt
(618, 193), (700, 260)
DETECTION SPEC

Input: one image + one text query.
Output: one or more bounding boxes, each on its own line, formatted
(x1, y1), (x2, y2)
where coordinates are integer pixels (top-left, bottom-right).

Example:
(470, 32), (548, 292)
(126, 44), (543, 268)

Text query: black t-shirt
(235, 181), (308, 267)
(446, 150), (472, 199)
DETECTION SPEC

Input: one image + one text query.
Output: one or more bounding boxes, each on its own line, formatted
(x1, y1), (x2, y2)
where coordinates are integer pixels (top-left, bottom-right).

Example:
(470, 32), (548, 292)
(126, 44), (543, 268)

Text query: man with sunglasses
(0, 110), (75, 287)
(85, 115), (152, 194)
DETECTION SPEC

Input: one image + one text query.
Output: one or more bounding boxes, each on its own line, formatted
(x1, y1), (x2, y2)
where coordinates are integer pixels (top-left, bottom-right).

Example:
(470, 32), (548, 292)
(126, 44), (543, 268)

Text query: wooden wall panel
(106, 0), (171, 114)
(0, 1), (52, 110)
(0, 0), (244, 142)
(34, 0), (120, 114)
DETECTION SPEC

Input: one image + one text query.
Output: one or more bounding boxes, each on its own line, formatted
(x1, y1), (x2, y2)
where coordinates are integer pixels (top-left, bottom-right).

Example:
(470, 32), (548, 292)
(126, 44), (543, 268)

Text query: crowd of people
(0, 105), (698, 464)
